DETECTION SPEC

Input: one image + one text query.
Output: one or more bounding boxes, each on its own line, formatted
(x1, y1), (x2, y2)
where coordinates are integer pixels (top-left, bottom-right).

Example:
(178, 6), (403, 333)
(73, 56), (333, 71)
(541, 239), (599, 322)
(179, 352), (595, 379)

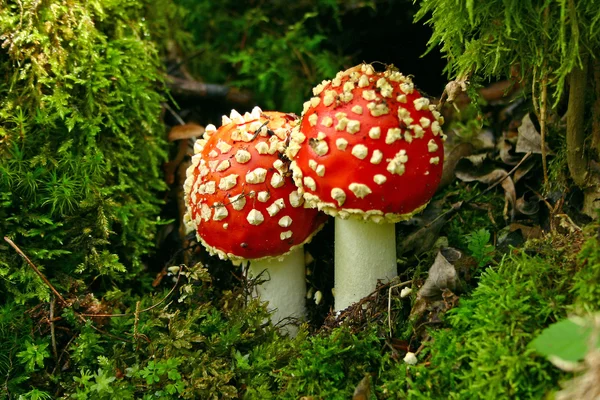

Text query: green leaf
(90, 369), (116, 394)
(529, 318), (596, 362)
(16, 341), (50, 372)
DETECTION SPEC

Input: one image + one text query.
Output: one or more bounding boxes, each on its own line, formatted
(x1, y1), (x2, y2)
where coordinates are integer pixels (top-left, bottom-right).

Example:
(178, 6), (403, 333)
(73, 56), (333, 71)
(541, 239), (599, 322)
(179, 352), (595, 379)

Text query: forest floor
(7, 81), (600, 399)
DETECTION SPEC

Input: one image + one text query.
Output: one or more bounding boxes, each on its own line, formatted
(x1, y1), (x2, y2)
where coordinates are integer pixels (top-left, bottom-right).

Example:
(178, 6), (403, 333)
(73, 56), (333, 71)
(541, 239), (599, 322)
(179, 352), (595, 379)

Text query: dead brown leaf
(352, 375), (371, 400)
(397, 200), (449, 257)
(516, 113), (553, 155)
(439, 142), (475, 189)
(409, 249), (461, 330)
(513, 157), (536, 183)
(416, 250), (458, 300)
(516, 193), (540, 216)
(509, 223), (543, 240)
(498, 139), (522, 165)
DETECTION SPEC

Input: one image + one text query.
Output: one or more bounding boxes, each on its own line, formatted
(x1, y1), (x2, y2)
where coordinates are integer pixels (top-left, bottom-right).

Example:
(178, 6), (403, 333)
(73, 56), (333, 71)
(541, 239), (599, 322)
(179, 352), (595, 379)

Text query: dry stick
(51, 335), (77, 376)
(525, 183), (557, 231)
(291, 46), (312, 82)
(414, 337), (430, 356)
(133, 301), (141, 349)
(531, 69), (540, 118)
(383, 339), (401, 359)
(79, 267), (183, 318)
(163, 102), (186, 126)
(50, 297), (57, 359)
(566, 58), (589, 187)
(387, 280), (413, 337)
(5, 236), (136, 349)
(540, 76), (549, 187)
(592, 59), (600, 157)
(4, 237), (68, 306)
(539, 6), (550, 188)
(566, 0), (588, 188)
(5, 235), (183, 319)
(166, 49), (204, 75)
(474, 152), (531, 196)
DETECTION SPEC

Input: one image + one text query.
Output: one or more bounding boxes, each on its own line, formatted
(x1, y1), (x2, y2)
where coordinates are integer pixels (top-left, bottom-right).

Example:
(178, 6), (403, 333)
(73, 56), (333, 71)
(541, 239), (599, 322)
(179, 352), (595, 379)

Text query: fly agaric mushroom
(287, 63), (445, 311)
(183, 107), (325, 331)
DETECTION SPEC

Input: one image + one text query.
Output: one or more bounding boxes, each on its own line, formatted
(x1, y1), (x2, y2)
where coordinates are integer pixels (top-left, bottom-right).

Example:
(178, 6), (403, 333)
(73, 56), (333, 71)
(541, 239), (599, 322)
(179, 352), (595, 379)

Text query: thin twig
(387, 280), (413, 337)
(592, 59), (600, 157)
(250, 120), (269, 141)
(4, 237), (68, 306)
(50, 297), (57, 359)
(163, 102), (185, 125)
(291, 46), (312, 82)
(540, 6), (550, 188)
(414, 336), (430, 356)
(383, 338), (401, 359)
(166, 49), (205, 74)
(540, 78), (549, 187)
(6, 236), (182, 332)
(133, 300), (141, 349)
(88, 324), (133, 343)
(425, 152), (533, 229)
(474, 152), (532, 198)
(532, 68), (540, 118)
(79, 267), (183, 318)
(51, 335), (76, 375)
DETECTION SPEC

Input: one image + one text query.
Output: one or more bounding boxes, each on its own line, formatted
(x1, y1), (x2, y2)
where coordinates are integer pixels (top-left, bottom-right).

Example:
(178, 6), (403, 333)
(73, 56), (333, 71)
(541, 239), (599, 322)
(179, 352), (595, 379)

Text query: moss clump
(378, 235), (586, 399)
(0, 0), (176, 302)
(572, 228), (600, 312)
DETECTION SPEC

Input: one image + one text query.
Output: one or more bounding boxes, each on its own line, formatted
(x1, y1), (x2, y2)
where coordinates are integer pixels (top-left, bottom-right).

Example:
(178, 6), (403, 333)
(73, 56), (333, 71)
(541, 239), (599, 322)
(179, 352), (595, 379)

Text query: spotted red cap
(286, 64), (445, 223)
(183, 108), (325, 261)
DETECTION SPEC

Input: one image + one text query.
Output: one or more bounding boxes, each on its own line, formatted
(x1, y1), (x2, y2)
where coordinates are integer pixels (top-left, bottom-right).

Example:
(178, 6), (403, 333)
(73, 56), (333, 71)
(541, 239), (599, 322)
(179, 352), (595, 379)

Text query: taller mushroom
(183, 107), (325, 331)
(287, 64), (445, 311)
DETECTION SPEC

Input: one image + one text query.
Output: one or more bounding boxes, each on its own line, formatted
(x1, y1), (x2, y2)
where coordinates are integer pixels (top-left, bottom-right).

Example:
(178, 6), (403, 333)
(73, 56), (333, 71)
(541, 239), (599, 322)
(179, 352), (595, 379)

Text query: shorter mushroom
(164, 123), (205, 185)
(163, 123), (206, 265)
(183, 108), (326, 333)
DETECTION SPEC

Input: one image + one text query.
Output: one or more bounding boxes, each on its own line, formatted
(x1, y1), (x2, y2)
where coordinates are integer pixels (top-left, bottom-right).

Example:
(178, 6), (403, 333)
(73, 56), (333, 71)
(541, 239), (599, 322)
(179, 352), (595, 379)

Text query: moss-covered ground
(2, 0), (600, 399)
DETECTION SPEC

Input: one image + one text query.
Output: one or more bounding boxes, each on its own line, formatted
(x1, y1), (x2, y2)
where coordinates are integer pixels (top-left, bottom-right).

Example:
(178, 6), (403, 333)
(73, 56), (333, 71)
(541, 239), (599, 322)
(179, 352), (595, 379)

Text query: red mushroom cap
(183, 108), (326, 261)
(286, 63), (445, 223)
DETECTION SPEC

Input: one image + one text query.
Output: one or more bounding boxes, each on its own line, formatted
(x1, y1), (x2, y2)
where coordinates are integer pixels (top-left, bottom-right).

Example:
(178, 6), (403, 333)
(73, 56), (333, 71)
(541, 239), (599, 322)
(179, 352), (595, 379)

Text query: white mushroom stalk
(248, 247), (305, 334)
(183, 108), (325, 333)
(287, 64), (446, 311)
(334, 218), (396, 310)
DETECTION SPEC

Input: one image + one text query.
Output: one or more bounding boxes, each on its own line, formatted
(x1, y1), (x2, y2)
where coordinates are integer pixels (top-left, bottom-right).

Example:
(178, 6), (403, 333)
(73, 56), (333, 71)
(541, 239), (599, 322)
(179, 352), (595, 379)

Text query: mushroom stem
(248, 246), (306, 335)
(334, 218), (396, 311)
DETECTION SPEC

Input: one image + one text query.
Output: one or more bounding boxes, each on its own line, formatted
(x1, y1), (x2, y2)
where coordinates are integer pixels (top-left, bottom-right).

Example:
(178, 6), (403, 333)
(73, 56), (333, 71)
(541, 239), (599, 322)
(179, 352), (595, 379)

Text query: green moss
(415, 0), (600, 104)
(572, 229), (600, 312)
(444, 182), (506, 252)
(173, 0), (364, 113)
(379, 238), (584, 399)
(3, 1), (600, 398)
(0, 0), (178, 302)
